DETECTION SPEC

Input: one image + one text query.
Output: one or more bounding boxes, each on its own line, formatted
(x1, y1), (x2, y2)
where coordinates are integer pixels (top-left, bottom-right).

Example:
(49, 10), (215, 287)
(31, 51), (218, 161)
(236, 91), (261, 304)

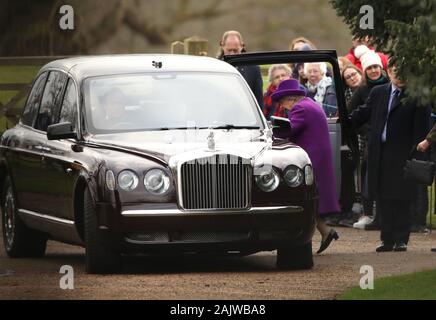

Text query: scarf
(367, 75), (388, 85)
(306, 76), (332, 105)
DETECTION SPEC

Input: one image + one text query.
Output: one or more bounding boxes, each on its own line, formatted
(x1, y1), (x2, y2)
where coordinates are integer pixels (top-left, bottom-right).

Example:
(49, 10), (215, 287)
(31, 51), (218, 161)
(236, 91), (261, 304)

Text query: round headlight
(255, 168), (280, 192)
(304, 165), (314, 185)
(118, 170), (139, 191)
(284, 166), (304, 187)
(144, 169), (170, 195)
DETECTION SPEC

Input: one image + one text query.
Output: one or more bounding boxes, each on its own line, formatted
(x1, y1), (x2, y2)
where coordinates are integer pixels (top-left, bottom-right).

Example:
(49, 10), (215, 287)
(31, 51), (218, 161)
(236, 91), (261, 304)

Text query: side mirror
(47, 122), (77, 140)
(270, 116), (291, 138)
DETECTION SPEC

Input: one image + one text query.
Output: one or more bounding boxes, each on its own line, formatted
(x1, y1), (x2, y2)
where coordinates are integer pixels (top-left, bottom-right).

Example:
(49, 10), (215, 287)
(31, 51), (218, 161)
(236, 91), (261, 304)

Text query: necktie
(381, 89), (401, 142)
(390, 89), (401, 111)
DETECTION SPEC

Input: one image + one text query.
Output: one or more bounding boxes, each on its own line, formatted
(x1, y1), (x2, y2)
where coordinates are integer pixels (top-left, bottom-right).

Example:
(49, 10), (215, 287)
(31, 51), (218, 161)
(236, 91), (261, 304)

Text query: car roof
(40, 54), (239, 81)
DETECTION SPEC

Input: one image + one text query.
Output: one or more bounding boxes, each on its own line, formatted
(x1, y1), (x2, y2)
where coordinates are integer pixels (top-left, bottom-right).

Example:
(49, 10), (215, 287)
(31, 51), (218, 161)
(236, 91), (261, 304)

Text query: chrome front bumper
(121, 205), (304, 217)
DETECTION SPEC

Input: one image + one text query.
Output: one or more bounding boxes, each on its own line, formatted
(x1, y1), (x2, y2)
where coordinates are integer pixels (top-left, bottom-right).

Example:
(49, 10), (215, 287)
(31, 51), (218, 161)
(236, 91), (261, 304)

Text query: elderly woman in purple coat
(272, 79), (340, 254)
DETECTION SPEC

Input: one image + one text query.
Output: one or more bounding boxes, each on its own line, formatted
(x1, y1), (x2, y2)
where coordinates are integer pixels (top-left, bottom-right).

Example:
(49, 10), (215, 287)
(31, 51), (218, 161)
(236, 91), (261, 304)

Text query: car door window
(21, 72), (48, 127)
(35, 71), (66, 132)
(58, 79), (78, 131)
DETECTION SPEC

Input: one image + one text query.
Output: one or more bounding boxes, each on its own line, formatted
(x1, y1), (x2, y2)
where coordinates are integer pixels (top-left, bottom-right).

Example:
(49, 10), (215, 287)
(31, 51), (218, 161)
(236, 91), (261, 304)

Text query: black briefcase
(403, 147), (435, 185)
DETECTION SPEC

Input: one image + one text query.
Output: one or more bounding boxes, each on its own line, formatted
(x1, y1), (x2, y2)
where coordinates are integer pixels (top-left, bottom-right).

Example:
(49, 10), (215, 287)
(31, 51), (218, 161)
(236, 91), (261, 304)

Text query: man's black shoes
(376, 242), (408, 252)
(393, 243), (407, 252)
(376, 243), (394, 252)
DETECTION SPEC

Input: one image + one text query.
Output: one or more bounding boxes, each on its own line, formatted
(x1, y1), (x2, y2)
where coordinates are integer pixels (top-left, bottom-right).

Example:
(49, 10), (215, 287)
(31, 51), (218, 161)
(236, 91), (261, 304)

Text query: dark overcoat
(236, 65), (264, 109)
(350, 83), (430, 200)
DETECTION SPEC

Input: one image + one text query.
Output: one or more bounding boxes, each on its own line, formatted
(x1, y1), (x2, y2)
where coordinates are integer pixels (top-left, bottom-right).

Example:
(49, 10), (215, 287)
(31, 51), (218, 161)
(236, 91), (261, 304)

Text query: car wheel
(84, 187), (121, 274)
(276, 241), (313, 270)
(1, 177), (47, 258)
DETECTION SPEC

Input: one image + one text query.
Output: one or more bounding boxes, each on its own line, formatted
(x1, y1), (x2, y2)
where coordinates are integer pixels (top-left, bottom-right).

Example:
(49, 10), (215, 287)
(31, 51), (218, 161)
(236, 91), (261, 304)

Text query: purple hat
(271, 79), (306, 102)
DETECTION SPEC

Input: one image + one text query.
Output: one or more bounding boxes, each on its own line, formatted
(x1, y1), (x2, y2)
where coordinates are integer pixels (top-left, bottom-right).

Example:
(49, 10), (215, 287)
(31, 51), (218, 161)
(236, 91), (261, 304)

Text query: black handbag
(403, 147), (435, 185)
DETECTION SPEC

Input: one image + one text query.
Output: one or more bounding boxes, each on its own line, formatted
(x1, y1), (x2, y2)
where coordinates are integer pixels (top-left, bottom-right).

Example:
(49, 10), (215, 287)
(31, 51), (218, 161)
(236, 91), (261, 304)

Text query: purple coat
(287, 97), (340, 215)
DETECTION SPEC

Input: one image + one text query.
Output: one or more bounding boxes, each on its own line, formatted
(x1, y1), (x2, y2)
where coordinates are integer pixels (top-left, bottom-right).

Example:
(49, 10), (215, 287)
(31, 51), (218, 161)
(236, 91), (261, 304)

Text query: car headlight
(144, 169), (170, 195)
(283, 165), (304, 187)
(118, 170), (139, 191)
(304, 165), (314, 185)
(106, 170), (116, 191)
(255, 168), (280, 192)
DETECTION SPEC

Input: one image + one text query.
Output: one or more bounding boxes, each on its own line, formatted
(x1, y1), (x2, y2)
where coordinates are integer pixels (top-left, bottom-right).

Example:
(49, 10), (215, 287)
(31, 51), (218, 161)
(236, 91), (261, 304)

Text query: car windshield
(83, 72), (264, 134)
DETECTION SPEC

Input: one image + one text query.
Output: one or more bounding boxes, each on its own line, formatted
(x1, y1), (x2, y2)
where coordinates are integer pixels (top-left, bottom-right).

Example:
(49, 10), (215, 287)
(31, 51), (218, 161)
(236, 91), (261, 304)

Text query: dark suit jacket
(236, 65), (264, 109)
(350, 83), (430, 200)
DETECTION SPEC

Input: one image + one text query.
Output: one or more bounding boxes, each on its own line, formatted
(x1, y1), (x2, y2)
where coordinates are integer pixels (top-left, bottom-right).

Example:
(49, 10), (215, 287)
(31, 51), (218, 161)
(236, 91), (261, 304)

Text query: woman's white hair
(268, 64), (292, 83)
(304, 62), (327, 76)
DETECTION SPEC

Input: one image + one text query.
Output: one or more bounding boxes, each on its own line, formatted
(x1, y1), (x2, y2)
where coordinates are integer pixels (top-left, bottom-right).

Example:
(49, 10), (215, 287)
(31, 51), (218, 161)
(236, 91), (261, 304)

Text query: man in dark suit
(218, 30), (264, 109)
(350, 64), (430, 252)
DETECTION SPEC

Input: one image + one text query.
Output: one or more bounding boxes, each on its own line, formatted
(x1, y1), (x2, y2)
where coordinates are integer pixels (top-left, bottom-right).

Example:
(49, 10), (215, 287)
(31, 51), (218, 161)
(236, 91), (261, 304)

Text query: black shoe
(431, 248), (436, 253)
(317, 229), (339, 254)
(394, 243), (407, 252)
(376, 242), (394, 252)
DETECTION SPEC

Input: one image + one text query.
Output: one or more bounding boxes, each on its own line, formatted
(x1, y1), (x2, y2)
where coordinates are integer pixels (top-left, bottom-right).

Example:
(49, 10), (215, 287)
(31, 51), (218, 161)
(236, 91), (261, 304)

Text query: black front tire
(1, 177), (47, 258)
(84, 187), (121, 274)
(276, 241), (313, 270)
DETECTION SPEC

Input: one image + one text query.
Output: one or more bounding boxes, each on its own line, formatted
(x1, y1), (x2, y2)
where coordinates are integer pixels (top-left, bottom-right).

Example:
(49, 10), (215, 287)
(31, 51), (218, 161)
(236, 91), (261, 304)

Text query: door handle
(65, 168), (73, 174)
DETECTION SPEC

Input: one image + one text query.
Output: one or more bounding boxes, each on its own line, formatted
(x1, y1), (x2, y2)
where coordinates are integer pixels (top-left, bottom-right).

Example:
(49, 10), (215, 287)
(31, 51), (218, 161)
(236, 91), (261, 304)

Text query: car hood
(87, 129), (290, 162)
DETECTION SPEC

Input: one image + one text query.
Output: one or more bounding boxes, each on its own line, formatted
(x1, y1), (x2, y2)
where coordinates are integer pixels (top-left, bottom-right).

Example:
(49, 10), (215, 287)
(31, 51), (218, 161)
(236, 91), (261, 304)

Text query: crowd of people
(218, 30), (435, 254)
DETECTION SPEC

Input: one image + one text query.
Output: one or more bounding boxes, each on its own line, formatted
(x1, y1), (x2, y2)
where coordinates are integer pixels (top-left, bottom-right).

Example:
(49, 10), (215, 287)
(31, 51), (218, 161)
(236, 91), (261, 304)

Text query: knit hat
(355, 45), (383, 71)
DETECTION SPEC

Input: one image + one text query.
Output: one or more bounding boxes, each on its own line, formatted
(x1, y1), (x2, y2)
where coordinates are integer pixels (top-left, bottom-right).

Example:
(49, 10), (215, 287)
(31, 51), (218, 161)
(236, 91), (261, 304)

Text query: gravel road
(1, 226), (436, 300)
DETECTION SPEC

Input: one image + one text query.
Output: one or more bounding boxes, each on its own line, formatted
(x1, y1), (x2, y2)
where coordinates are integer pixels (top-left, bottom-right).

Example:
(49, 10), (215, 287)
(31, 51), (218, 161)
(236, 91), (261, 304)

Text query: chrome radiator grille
(180, 154), (251, 210)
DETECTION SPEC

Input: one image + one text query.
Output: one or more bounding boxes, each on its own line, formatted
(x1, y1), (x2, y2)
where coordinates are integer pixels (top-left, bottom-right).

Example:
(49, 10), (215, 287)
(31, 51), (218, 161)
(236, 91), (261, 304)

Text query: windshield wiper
(155, 125), (260, 131)
(206, 124), (261, 130)
(157, 126), (198, 130)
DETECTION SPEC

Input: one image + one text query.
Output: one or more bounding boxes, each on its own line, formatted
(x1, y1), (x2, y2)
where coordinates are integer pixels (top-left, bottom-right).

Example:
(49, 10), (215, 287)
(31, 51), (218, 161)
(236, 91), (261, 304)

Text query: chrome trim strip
(18, 209), (75, 225)
(121, 205), (303, 217)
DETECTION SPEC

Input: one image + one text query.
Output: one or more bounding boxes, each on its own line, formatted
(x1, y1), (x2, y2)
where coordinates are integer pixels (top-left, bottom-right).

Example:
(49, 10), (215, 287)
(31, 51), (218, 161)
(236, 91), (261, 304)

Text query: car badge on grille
(207, 131), (215, 151)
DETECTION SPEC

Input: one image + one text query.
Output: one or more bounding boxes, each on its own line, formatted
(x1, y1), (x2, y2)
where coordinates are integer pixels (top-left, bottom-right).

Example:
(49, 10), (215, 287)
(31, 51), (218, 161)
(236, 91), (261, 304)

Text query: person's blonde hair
(289, 37), (317, 50)
(304, 62), (327, 76)
(268, 64), (292, 83)
(338, 56), (352, 68)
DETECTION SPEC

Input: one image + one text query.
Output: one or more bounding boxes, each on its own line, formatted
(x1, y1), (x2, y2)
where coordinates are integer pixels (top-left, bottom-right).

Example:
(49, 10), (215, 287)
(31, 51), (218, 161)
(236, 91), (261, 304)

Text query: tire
(84, 187), (121, 274)
(1, 177), (47, 258)
(276, 241), (314, 270)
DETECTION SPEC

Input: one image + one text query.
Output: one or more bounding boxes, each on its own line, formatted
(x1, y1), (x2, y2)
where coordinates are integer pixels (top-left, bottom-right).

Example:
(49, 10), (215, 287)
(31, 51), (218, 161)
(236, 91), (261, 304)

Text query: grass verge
(339, 269), (436, 300)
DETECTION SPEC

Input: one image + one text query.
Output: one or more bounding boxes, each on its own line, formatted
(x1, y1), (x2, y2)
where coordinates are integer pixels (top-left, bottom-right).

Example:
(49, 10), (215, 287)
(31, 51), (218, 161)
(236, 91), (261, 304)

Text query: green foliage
(0, 65), (40, 133)
(339, 268), (436, 300)
(330, 0), (436, 107)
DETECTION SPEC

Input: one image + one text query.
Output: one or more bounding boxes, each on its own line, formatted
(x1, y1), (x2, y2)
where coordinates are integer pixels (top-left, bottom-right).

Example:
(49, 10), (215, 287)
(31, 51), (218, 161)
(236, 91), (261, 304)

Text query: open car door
(224, 50), (359, 200)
